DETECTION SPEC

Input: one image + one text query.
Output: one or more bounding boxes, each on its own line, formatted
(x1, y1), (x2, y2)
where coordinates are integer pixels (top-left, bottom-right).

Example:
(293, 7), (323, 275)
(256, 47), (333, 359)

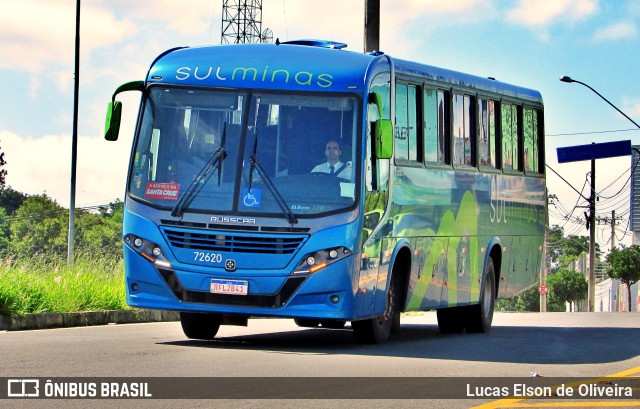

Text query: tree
(0, 142), (7, 188)
(75, 200), (124, 259)
(606, 245), (640, 312)
(0, 186), (27, 216)
(546, 269), (588, 312)
(9, 194), (68, 259)
(547, 225), (601, 272)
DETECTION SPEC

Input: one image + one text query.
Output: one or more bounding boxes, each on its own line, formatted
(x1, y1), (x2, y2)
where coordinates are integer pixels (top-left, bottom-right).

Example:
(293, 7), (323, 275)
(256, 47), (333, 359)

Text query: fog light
(131, 283), (139, 291)
(330, 295), (340, 304)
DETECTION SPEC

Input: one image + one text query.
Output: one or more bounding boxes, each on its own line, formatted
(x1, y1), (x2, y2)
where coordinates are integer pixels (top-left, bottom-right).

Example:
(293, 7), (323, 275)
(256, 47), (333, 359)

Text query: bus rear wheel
(352, 275), (399, 344)
(180, 312), (222, 340)
(436, 306), (465, 334)
(464, 257), (496, 333)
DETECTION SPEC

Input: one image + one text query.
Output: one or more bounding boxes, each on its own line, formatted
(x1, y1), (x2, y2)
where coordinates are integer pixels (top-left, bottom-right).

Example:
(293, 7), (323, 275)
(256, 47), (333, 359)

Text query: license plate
(210, 278), (248, 295)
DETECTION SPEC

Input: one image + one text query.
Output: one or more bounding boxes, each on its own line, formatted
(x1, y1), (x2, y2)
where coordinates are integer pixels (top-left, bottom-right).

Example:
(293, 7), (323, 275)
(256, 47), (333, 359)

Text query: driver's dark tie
(329, 165), (335, 175)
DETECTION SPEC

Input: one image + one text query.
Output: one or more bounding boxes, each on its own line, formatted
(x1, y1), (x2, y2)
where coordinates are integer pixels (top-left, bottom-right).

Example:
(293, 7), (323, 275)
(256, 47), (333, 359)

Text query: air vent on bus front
(162, 228), (307, 254)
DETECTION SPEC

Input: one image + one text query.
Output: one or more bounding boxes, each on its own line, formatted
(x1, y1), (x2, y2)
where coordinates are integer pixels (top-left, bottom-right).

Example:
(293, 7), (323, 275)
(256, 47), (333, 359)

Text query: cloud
(507, 0), (598, 26)
(111, 0), (213, 37)
(0, 130), (131, 208)
(593, 21), (638, 42)
(622, 98), (640, 120)
(0, 0), (136, 73)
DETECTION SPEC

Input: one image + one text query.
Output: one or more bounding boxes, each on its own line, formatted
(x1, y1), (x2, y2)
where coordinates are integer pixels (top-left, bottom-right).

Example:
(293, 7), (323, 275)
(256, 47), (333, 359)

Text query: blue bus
(105, 40), (545, 344)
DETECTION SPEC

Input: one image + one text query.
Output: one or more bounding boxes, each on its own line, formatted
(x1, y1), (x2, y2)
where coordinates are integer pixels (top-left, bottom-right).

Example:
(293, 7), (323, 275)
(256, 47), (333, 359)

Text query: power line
(547, 128), (640, 137)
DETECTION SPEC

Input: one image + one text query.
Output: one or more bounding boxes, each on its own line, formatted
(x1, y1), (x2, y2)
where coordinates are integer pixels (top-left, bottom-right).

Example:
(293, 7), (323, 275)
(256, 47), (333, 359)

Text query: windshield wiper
(248, 128), (298, 225)
(171, 124), (228, 217)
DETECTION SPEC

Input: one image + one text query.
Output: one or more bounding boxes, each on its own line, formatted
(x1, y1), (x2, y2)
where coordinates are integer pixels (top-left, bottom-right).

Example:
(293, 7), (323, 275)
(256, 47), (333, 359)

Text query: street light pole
(559, 75), (640, 311)
(559, 76), (640, 130)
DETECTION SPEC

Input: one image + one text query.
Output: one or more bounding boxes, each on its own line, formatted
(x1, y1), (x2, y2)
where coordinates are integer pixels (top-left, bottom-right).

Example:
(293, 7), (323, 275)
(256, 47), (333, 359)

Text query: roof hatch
(277, 39), (348, 49)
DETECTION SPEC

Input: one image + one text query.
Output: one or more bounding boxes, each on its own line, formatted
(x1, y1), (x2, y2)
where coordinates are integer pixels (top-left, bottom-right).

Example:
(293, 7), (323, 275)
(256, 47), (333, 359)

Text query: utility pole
(611, 209), (616, 251)
(541, 189), (549, 312)
(588, 158), (596, 312)
(364, 0), (380, 52)
(68, 0), (80, 266)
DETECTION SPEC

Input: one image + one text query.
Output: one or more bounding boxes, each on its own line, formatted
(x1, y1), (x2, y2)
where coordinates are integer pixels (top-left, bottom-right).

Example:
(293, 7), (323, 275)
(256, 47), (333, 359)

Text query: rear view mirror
(104, 81), (145, 141)
(104, 101), (122, 141)
(374, 119), (393, 159)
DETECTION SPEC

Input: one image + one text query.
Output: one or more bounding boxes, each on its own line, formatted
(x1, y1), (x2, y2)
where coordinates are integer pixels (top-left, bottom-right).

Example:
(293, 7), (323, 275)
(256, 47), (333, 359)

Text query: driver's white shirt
(311, 161), (352, 179)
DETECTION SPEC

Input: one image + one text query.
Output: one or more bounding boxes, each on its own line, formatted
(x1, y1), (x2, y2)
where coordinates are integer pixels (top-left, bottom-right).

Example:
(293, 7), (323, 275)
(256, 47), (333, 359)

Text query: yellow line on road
(470, 366), (640, 409)
(478, 403), (640, 407)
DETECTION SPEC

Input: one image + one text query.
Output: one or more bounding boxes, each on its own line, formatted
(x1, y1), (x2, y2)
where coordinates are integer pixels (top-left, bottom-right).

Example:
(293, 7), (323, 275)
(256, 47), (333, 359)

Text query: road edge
(0, 309), (180, 331)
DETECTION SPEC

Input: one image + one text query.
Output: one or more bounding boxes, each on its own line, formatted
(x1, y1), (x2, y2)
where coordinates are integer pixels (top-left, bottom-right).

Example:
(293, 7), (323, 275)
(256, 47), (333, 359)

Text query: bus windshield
(128, 86), (360, 218)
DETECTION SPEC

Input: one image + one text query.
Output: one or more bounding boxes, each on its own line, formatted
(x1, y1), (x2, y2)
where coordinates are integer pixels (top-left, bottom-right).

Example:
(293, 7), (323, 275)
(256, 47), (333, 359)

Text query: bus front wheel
(352, 275), (399, 344)
(293, 318), (320, 328)
(320, 320), (347, 329)
(180, 312), (222, 340)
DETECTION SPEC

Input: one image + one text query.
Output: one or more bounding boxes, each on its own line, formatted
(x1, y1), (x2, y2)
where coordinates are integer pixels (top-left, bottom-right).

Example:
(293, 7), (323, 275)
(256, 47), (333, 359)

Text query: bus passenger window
(501, 103), (519, 171)
(523, 108), (539, 173)
(394, 83), (420, 163)
(453, 94), (474, 166)
(479, 99), (497, 168)
(424, 89), (448, 164)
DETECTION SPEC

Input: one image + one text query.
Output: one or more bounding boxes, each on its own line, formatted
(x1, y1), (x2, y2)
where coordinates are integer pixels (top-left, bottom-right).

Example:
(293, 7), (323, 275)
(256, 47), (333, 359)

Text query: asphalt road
(2, 312), (640, 409)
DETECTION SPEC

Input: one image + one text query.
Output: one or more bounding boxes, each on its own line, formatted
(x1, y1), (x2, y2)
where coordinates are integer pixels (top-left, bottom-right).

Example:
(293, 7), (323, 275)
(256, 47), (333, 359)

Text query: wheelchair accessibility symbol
(241, 188), (262, 208)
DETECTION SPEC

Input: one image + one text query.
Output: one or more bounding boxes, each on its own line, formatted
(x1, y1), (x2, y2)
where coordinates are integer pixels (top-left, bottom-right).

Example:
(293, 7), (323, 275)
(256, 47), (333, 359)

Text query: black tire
(436, 306), (465, 334)
(294, 318), (320, 328)
(352, 275), (399, 344)
(464, 257), (496, 333)
(180, 312), (222, 340)
(320, 320), (347, 329)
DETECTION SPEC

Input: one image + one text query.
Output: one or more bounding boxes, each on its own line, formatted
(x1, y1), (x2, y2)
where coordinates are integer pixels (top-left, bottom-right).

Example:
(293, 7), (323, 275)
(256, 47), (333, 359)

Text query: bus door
(357, 69), (391, 318)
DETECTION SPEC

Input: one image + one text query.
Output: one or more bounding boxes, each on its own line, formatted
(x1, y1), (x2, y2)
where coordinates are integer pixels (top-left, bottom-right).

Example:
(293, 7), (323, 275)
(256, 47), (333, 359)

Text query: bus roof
(393, 57), (543, 104)
(147, 41), (542, 103)
(147, 42), (376, 93)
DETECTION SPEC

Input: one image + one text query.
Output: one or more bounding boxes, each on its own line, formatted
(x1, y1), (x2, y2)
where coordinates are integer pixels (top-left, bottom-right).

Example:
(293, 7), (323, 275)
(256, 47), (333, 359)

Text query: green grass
(0, 256), (127, 318)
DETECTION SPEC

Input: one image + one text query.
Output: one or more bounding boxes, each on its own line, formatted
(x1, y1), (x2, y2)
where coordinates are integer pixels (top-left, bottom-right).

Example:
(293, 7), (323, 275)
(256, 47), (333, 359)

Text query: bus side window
(523, 108), (540, 173)
(394, 83), (421, 163)
(423, 88), (449, 165)
(501, 103), (520, 171)
(453, 93), (475, 167)
(479, 99), (497, 168)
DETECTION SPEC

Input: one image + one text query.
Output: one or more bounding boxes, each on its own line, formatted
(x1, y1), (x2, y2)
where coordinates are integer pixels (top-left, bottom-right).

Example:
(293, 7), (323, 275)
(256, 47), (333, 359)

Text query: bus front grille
(162, 228), (306, 255)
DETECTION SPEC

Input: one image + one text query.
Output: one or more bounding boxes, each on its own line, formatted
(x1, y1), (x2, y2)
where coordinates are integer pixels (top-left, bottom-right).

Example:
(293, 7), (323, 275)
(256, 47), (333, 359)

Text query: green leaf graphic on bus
(407, 191), (478, 309)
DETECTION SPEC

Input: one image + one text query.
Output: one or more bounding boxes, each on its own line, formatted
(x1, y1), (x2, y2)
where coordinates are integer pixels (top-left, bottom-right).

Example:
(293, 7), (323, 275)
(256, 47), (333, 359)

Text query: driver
(311, 140), (352, 180)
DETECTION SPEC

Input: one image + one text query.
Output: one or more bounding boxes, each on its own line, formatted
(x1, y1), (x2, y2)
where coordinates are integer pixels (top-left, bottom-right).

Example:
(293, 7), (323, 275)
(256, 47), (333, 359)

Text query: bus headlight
(124, 234), (172, 268)
(293, 247), (351, 275)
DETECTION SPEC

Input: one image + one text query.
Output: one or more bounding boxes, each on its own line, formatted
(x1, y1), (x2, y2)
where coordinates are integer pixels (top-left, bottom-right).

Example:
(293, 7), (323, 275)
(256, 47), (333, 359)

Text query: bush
(0, 255), (126, 318)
